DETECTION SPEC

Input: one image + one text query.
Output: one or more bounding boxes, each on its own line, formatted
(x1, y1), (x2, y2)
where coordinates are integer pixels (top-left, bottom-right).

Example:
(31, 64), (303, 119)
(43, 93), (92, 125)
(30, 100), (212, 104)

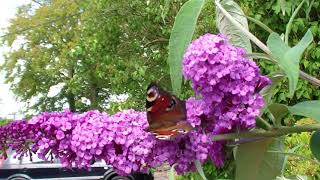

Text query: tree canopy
(1, 0), (215, 114)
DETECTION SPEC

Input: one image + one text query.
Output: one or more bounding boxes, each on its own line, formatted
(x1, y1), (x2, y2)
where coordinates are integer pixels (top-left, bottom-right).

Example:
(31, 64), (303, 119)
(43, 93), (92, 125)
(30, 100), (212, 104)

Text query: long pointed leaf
(168, 0), (205, 95)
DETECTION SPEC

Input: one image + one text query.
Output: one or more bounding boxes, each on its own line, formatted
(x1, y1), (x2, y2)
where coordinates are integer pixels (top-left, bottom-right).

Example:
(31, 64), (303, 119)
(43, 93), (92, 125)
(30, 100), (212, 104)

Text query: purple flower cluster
(0, 120), (34, 159)
(0, 33), (270, 176)
(27, 110), (156, 175)
(183, 33), (270, 133)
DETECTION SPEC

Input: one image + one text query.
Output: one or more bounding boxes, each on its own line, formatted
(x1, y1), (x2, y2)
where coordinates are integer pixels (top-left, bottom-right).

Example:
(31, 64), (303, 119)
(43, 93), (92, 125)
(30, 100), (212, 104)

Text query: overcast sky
(0, 0), (30, 119)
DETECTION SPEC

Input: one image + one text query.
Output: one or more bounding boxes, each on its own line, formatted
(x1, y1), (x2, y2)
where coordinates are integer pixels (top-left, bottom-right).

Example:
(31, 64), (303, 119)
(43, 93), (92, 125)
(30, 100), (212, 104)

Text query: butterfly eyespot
(146, 88), (158, 102)
(166, 98), (176, 111)
(172, 129), (187, 134)
(155, 135), (172, 140)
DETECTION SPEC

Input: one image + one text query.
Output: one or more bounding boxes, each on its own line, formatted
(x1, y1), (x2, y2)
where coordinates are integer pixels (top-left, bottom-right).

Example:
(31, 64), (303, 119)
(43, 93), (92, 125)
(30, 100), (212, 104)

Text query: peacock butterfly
(145, 83), (192, 140)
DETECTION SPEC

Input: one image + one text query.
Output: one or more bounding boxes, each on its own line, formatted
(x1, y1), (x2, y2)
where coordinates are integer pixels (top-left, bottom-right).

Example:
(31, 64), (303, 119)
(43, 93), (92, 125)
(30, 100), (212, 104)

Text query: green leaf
(259, 138), (285, 179)
(267, 29), (313, 97)
(282, 29), (313, 96)
(267, 33), (290, 60)
(268, 103), (288, 126)
(236, 138), (285, 180)
(194, 160), (208, 180)
(310, 130), (320, 161)
(288, 100), (320, 121)
(216, 0), (252, 53)
(235, 138), (273, 180)
(168, 164), (177, 180)
(168, 0), (205, 95)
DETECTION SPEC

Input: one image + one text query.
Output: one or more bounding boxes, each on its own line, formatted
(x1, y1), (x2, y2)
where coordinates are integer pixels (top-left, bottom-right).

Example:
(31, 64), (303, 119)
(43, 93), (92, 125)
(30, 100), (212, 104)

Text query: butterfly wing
(146, 83), (192, 140)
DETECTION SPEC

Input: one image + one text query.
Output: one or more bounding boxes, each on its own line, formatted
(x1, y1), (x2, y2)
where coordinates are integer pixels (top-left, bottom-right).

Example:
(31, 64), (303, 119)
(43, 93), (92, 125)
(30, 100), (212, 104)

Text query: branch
(31, 0), (43, 6)
(214, 0), (320, 87)
(299, 71), (320, 87)
(212, 124), (320, 141)
(144, 38), (169, 47)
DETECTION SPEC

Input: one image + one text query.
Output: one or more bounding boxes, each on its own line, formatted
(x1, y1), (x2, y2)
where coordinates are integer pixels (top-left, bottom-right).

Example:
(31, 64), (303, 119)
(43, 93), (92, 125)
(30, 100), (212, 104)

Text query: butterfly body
(146, 83), (192, 140)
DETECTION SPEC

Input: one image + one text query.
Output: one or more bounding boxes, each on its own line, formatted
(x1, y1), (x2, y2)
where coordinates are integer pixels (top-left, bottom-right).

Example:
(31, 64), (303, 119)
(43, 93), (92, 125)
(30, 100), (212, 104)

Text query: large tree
(1, 0), (214, 114)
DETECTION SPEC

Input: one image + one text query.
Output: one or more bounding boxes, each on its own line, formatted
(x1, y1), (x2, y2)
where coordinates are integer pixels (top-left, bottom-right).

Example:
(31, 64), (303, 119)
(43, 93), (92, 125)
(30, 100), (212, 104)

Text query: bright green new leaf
(310, 130), (320, 161)
(168, 0), (205, 95)
(216, 0), (252, 53)
(288, 100), (320, 122)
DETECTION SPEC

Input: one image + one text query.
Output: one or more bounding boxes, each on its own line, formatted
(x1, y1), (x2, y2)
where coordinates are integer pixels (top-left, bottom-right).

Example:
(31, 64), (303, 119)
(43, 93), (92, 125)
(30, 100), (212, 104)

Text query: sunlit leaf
(168, 0), (205, 95)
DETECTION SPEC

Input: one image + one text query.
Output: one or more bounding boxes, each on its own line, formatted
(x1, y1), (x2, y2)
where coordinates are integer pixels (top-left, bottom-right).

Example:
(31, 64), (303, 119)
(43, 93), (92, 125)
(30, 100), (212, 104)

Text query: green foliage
(168, 0), (205, 95)
(1, 0), (215, 114)
(0, 119), (10, 126)
(240, 0), (320, 105)
(177, 161), (234, 180)
(285, 119), (320, 178)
